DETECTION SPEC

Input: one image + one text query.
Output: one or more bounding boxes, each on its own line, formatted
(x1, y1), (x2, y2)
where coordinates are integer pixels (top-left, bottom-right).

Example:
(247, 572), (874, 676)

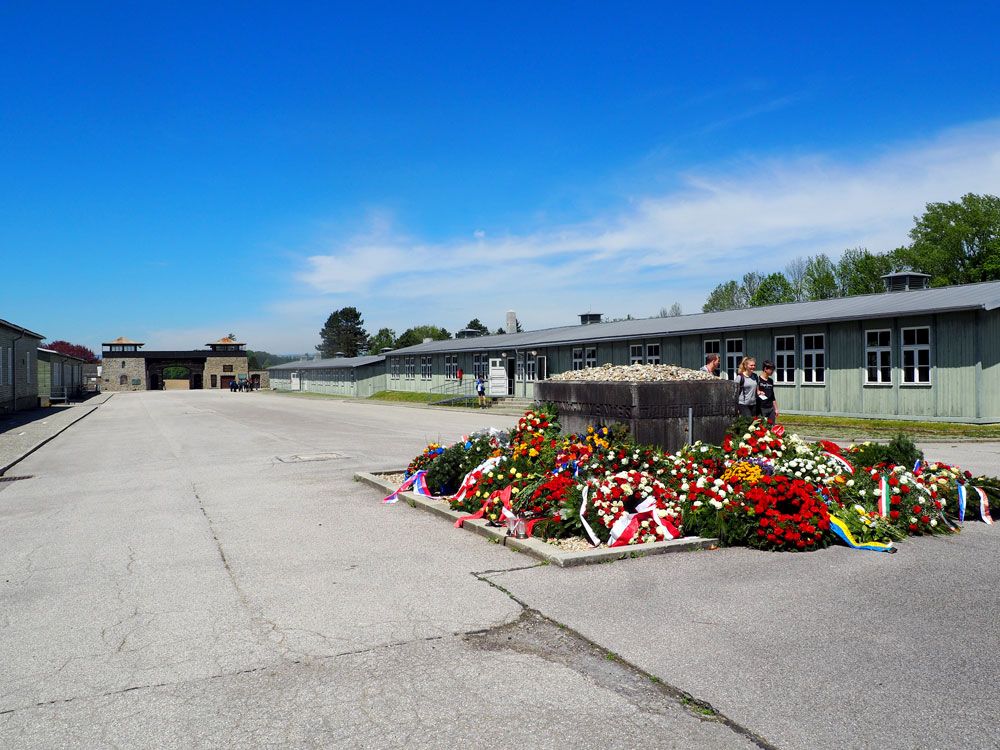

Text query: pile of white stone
(548, 363), (715, 382)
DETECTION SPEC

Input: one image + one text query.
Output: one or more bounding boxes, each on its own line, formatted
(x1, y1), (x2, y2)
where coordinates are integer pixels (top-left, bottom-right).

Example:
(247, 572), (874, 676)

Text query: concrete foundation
(535, 379), (736, 453)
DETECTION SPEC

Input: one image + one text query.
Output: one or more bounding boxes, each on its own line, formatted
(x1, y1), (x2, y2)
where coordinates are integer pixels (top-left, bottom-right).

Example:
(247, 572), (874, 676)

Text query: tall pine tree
(316, 307), (369, 358)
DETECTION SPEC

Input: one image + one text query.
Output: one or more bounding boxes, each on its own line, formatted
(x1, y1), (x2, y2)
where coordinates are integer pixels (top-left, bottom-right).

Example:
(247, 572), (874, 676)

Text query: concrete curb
(355, 470), (719, 567)
(0, 394), (113, 476)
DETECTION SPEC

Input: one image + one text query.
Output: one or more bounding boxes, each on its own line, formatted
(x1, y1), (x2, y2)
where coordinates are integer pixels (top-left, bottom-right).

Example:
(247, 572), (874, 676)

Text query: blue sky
(3, 2), (999, 354)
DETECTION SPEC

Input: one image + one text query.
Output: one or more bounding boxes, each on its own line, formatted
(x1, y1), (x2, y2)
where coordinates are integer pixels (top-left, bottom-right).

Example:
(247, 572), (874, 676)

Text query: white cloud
(157, 120), (1000, 351)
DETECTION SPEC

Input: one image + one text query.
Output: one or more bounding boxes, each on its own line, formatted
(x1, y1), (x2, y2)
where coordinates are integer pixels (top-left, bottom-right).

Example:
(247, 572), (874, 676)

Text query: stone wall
(101, 357), (147, 392)
(203, 356), (249, 389)
(535, 379), (737, 454)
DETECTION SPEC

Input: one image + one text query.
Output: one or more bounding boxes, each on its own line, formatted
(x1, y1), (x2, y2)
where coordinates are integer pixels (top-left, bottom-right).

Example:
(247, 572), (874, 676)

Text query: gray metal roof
(268, 354), (385, 372)
(388, 280), (1000, 355)
(0, 318), (44, 339)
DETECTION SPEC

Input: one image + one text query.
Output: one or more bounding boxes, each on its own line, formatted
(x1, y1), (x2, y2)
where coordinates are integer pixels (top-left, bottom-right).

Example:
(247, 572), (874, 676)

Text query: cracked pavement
(0, 391), (760, 749)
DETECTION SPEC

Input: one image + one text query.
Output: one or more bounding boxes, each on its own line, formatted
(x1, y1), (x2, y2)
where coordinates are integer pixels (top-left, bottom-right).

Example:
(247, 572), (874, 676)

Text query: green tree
(895, 193), (1000, 285)
(248, 350), (299, 369)
(784, 257), (808, 301)
(739, 271), (764, 307)
(803, 254), (839, 300)
(464, 318), (490, 335)
(836, 247), (896, 296)
(395, 325), (451, 349)
(702, 280), (744, 312)
(316, 307), (369, 358)
(367, 327), (397, 354)
(749, 272), (796, 306)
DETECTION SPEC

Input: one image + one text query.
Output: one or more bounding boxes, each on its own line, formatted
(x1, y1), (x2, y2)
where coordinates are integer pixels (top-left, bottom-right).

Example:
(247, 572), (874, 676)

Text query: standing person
(756, 360), (778, 425)
(700, 353), (727, 378)
(735, 357), (758, 418)
(456, 366), (463, 384)
(475, 375), (487, 408)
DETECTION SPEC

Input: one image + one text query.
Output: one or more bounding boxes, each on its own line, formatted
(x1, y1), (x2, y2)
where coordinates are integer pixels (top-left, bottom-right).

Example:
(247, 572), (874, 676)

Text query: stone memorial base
(534, 380), (735, 453)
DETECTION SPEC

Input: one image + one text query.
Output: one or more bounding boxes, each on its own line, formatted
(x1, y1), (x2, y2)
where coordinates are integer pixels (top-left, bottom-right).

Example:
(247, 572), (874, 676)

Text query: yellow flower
(529, 448), (539, 457)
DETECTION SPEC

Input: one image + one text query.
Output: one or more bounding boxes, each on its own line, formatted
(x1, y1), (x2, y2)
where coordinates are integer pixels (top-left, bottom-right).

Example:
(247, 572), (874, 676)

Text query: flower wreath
(743, 474), (831, 551)
(585, 470), (682, 546)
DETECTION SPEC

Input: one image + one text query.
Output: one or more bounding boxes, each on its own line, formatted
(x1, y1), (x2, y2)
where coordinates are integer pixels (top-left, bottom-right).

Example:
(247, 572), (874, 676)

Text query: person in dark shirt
(756, 360), (778, 425)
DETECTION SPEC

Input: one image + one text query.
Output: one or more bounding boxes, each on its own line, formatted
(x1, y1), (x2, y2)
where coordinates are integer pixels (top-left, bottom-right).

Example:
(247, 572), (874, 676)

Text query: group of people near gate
(229, 378), (257, 393)
(700, 353), (778, 425)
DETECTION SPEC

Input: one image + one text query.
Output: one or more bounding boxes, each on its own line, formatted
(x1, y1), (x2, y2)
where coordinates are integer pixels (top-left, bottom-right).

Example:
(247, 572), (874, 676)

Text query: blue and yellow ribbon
(829, 516), (896, 553)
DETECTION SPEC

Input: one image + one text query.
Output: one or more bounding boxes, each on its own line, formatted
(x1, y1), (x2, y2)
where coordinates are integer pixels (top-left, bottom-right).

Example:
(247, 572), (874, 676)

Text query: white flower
(859, 489), (867, 496)
(709, 499), (723, 510)
(847, 479), (855, 487)
(700, 446), (708, 453)
(692, 500), (703, 508)
(910, 516), (918, 524)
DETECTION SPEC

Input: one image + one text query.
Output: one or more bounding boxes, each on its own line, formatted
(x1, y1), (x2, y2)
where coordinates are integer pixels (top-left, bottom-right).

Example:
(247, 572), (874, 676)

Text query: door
(290, 371), (301, 390)
(488, 358), (507, 397)
(221, 375), (235, 390)
(505, 358), (516, 395)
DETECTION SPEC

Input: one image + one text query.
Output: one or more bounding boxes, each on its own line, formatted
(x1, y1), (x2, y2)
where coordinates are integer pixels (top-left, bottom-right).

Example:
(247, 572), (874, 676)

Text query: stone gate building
(100, 336), (250, 391)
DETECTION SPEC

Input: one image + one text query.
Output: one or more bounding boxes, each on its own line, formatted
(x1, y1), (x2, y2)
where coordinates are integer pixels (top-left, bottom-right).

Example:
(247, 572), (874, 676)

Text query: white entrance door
(488, 358), (507, 397)
(290, 371), (301, 390)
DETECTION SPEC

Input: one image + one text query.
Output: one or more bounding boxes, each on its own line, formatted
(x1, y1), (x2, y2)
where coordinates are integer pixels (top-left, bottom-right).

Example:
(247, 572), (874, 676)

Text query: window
(526, 353), (537, 381)
(704, 339), (720, 362)
(390, 357), (400, 380)
(445, 354), (458, 379)
(405, 357), (416, 379)
(802, 334), (825, 384)
(865, 330), (892, 384)
(516, 352), (525, 381)
(420, 356), (432, 380)
(725, 338), (743, 379)
(121, 361), (126, 368)
(774, 336), (795, 384)
(473, 353), (488, 379)
(572, 348), (584, 371)
(119, 374), (127, 386)
(629, 344), (644, 365)
(902, 327), (931, 384)
(585, 347), (597, 368)
(223, 364), (233, 373)
(645, 344), (661, 365)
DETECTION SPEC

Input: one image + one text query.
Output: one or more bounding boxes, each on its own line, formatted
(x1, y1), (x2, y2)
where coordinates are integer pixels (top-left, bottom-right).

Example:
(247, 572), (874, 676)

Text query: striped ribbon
(828, 516), (896, 553)
(822, 451), (854, 475)
(956, 482), (967, 523)
(606, 496), (680, 547)
(973, 486), (994, 525)
(383, 470), (429, 504)
(877, 475), (891, 517)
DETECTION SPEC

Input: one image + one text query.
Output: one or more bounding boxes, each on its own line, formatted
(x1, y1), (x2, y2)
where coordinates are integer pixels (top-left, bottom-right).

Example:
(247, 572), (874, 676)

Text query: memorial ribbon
(578, 485), (602, 547)
(382, 471), (429, 504)
(828, 516), (896, 553)
(877, 475), (891, 517)
(973, 486), (994, 525)
(606, 497), (680, 547)
(822, 451), (854, 475)
(448, 455), (505, 507)
(956, 482), (967, 523)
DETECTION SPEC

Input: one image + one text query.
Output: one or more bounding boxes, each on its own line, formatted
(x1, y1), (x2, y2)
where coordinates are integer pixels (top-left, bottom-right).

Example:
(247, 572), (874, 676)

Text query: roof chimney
(579, 312), (603, 325)
(505, 310), (518, 334)
(881, 272), (931, 292)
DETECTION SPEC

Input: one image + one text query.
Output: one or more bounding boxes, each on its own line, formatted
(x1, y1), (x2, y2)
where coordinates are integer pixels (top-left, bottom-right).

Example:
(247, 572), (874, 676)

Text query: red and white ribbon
(607, 497), (680, 547)
(973, 486), (993, 525)
(382, 470), (430, 504)
(822, 451), (854, 475)
(449, 455), (505, 507)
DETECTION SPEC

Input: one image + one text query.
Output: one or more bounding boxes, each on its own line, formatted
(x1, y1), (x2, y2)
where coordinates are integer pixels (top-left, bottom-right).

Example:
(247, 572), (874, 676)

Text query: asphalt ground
(1, 390), (998, 749)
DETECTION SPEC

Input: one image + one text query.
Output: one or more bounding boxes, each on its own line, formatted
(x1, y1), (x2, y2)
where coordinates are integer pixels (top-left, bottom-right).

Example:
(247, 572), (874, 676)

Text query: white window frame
(724, 338), (743, 380)
(0, 347), (5, 385)
(774, 335), (795, 384)
(629, 344), (644, 365)
(645, 344), (661, 365)
(865, 329), (892, 385)
(390, 357), (400, 380)
(704, 339), (720, 358)
(802, 333), (825, 384)
(445, 354), (458, 379)
(901, 326), (931, 385)
(405, 357), (416, 380)
(473, 352), (488, 380)
(572, 348), (584, 371)
(420, 356), (432, 380)
(585, 346), (597, 369)
(526, 353), (537, 381)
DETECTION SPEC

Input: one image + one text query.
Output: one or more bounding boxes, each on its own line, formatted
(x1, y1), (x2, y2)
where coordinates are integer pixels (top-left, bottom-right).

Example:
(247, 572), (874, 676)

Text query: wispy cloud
(152, 119), (1000, 352)
(295, 120), (1000, 315)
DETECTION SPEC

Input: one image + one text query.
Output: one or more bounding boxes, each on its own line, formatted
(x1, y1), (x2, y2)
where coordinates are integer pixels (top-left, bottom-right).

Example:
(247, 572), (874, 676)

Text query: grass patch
(780, 413), (1000, 440)
(368, 390), (449, 403)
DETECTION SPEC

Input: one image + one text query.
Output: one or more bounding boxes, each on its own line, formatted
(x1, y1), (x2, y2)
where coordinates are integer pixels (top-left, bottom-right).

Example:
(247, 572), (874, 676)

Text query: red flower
(920, 515), (930, 524)
(909, 523), (918, 532)
(890, 510), (900, 520)
(911, 504), (922, 514)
